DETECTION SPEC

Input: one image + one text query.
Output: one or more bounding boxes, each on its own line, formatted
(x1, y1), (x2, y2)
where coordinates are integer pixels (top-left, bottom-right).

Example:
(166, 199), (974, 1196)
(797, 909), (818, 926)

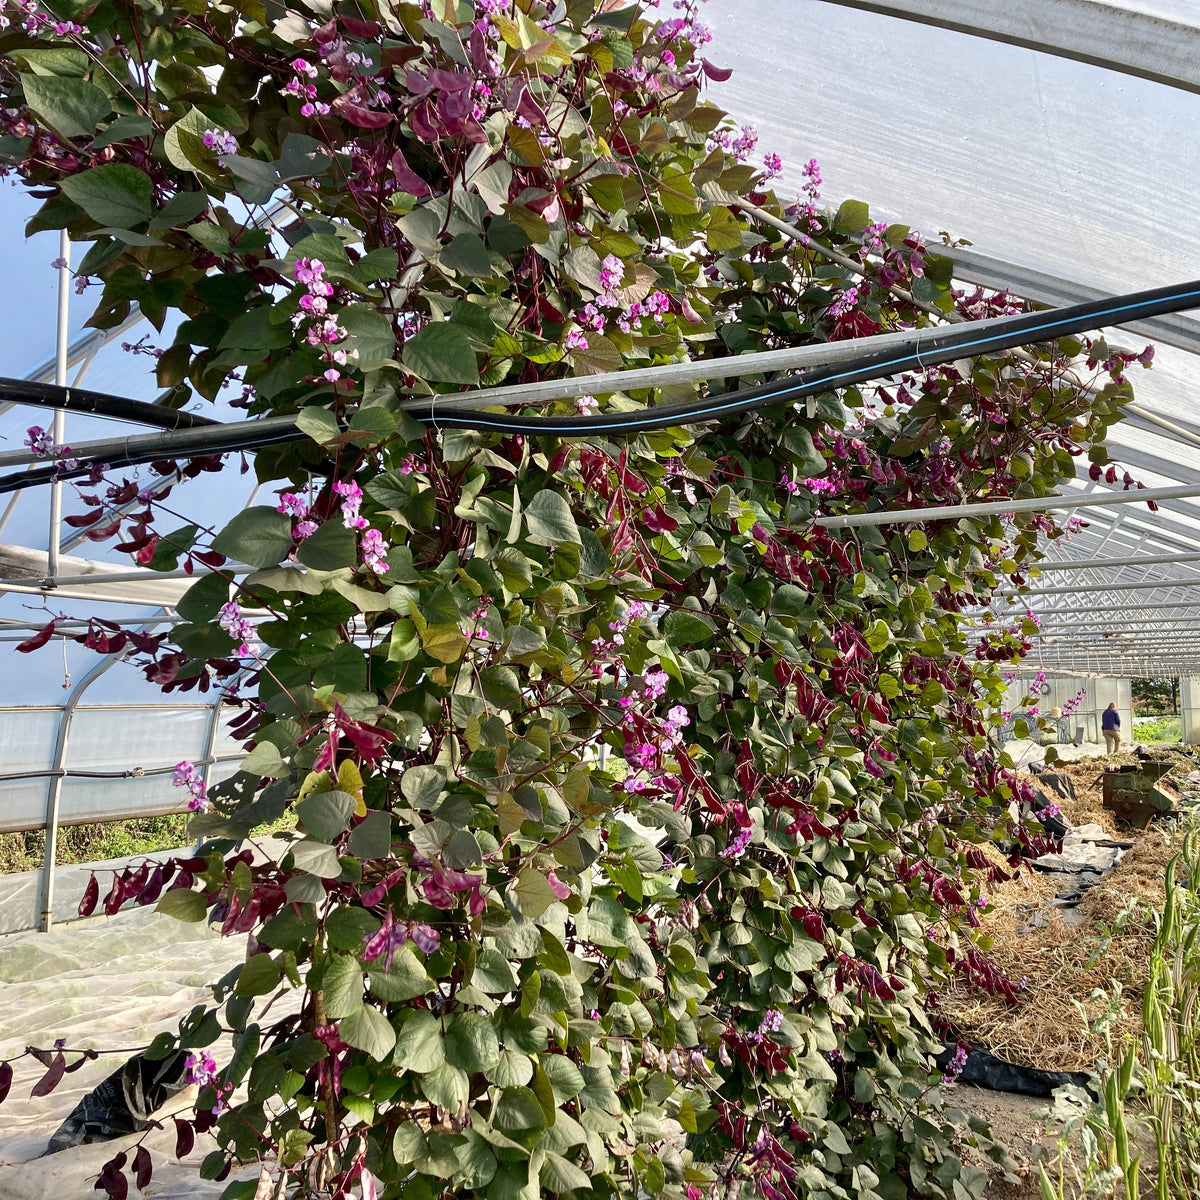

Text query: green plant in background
(1139, 837), (1200, 1200)
(1036, 1048), (1139, 1200)
(1134, 718), (1182, 746)
(0, 0), (1159, 1197)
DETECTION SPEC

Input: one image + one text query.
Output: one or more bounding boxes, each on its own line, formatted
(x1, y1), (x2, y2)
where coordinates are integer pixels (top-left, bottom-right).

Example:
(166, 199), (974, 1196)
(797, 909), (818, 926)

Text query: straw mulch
(940, 761), (1178, 1073)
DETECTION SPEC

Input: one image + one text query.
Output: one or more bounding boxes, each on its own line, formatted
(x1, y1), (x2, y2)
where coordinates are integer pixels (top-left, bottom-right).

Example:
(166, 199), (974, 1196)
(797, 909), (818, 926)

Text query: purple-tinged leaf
(30, 1051), (65, 1097)
(0, 1061), (12, 1104)
(133, 1145), (152, 1189)
(173, 1118), (194, 1159)
(79, 872), (100, 917)
(341, 16), (379, 37)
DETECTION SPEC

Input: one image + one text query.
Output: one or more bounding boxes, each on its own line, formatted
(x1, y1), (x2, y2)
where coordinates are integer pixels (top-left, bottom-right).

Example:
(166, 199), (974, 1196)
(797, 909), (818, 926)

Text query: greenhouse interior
(3, 1), (1200, 1198)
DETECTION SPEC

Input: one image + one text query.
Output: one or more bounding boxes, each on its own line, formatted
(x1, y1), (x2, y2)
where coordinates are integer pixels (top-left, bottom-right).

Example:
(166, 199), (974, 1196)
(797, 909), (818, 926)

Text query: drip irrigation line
(0, 278), (1198, 492)
(0, 377), (219, 431)
(403, 278), (1200, 435)
(0, 755), (241, 784)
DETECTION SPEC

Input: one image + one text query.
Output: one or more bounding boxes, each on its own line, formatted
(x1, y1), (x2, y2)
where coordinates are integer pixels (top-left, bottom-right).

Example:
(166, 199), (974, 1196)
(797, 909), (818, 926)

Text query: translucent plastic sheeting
(0, 904), (257, 1197)
(0, 705), (243, 834)
(0, 309), (259, 561)
(0, 844), (180, 935)
(0, 188), (91, 379)
(707, 0), (1200, 294)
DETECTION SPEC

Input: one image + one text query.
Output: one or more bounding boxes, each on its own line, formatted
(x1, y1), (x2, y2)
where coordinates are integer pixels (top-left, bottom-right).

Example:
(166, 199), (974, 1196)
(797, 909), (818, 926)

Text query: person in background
(1102, 702), (1122, 755)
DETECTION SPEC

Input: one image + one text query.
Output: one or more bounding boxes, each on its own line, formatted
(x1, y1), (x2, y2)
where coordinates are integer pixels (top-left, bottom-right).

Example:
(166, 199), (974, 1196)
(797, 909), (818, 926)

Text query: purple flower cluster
(293, 257), (348, 383)
(783, 158), (824, 240)
(284, 56), (331, 118)
(277, 491), (318, 540)
(828, 286), (860, 320)
(218, 600), (256, 657)
(709, 122), (757, 162)
(942, 1043), (969, 1084)
(721, 825), (752, 860)
(655, 12), (712, 48)
(185, 1051), (232, 1114)
(577, 289), (669, 336)
(172, 760), (210, 813)
(753, 1008), (783, 1042)
(201, 129), (237, 156)
(361, 911), (440, 970)
(0, 0), (82, 35)
(24, 425), (77, 470)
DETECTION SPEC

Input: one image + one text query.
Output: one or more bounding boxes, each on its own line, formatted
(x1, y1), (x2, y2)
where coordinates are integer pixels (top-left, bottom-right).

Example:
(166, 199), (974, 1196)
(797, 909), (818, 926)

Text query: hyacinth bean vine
(0, 0), (1155, 1197)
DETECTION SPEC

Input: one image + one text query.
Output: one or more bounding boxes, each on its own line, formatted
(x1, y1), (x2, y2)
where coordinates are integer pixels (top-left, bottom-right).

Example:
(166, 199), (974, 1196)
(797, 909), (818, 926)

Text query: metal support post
(46, 231), (69, 586)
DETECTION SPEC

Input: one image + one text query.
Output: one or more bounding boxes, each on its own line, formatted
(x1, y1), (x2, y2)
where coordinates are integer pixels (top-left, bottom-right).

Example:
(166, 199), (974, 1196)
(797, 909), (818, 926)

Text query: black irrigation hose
(0, 377), (220, 431)
(2, 278), (1200, 494)
(409, 277), (1200, 434)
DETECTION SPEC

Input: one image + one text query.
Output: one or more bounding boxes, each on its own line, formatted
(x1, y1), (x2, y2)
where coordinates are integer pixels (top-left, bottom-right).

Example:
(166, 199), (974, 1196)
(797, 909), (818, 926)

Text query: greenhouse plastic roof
(703, 0), (1200, 677)
(2, 0), (1200, 708)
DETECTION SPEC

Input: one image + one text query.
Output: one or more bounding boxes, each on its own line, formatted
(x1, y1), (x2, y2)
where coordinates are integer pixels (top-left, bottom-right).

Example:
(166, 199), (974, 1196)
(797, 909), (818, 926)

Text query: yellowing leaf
(338, 760), (366, 815)
(298, 770), (333, 800)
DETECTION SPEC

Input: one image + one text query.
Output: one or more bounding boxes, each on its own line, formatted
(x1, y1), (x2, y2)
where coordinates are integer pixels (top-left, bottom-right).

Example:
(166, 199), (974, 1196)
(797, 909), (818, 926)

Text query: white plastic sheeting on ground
(0, 904), (256, 1199)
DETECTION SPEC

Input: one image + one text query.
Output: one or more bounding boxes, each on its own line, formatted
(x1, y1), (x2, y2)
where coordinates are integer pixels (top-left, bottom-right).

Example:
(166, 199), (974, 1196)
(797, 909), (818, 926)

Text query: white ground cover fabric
(0, 904), (255, 1198)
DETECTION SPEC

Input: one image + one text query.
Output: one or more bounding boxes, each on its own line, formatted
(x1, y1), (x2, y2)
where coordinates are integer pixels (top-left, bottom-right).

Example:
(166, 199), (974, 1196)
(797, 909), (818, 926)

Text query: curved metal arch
(815, 0), (1200, 97)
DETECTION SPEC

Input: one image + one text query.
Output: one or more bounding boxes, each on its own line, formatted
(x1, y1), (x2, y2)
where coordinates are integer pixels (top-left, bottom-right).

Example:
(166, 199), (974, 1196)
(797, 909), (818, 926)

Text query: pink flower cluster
(277, 491), (318, 540)
(218, 600), (257, 657)
(293, 257), (349, 383)
(171, 760), (210, 813)
(332, 480), (390, 574)
(0, 1), (82, 34)
(361, 527), (388, 574)
(201, 129), (237, 156)
(655, 12), (712, 47)
(710, 122), (757, 162)
(466, 598), (491, 642)
(783, 158), (823, 240)
(591, 600), (647, 659)
(619, 691), (690, 796)
(597, 254), (623, 301)
(828, 286), (860, 320)
(577, 289), (669, 336)
(185, 1051), (233, 1115)
(721, 825), (752, 860)
(333, 479), (366, 529)
(284, 57), (331, 118)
